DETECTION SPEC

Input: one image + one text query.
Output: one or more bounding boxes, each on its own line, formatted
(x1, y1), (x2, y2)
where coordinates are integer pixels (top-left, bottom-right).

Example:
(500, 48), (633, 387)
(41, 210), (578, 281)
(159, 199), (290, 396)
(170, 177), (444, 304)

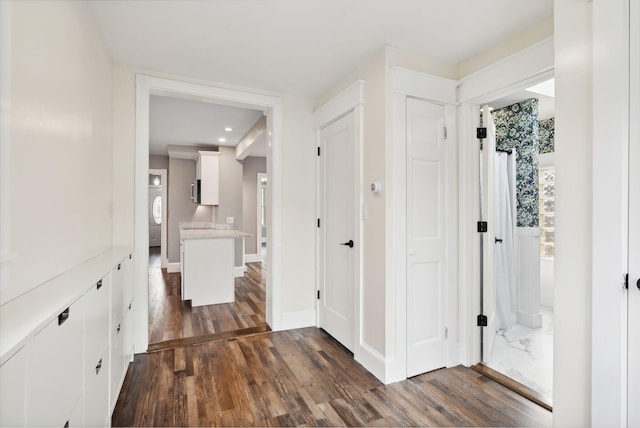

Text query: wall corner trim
(313, 80), (365, 129)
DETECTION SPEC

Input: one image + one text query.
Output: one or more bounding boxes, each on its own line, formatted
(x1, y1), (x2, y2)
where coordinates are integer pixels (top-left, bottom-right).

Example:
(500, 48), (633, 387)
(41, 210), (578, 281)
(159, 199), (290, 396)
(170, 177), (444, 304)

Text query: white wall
(214, 146), (244, 265)
(241, 156), (266, 255)
(111, 65), (316, 323)
(553, 1), (593, 425)
(2, 1), (113, 304)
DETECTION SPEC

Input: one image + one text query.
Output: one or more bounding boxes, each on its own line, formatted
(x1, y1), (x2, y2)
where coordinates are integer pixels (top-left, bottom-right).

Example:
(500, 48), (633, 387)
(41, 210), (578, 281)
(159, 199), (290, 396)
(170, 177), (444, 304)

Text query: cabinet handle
(117, 264), (121, 271)
(117, 324), (121, 333)
(58, 308), (70, 326)
(129, 254), (132, 259)
(96, 279), (103, 290)
(128, 302), (132, 310)
(95, 358), (102, 375)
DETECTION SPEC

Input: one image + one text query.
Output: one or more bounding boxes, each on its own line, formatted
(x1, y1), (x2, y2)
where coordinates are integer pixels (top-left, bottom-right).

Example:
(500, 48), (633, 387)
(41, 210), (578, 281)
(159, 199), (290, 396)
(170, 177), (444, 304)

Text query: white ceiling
(87, 0), (553, 98)
(149, 95), (263, 156)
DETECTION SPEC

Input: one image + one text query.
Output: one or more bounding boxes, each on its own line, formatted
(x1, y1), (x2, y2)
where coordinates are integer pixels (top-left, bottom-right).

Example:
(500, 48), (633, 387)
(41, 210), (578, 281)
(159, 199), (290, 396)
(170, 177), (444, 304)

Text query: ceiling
(490, 79), (555, 120)
(149, 95), (263, 156)
(87, 0), (553, 99)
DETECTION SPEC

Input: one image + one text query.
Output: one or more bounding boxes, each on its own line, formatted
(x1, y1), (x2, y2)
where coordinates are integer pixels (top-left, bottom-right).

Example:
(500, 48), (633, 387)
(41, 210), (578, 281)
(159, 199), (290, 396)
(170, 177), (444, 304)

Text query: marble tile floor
(486, 306), (554, 401)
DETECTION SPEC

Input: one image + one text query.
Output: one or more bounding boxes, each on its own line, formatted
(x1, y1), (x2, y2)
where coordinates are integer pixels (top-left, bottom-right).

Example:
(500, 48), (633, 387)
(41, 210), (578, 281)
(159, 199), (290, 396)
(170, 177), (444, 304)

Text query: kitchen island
(179, 223), (251, 307)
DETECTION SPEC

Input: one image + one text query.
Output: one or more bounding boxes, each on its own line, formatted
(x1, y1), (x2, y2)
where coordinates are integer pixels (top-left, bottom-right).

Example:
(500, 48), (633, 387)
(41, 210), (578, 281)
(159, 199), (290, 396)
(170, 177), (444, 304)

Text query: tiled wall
(492, 98), (540, 228)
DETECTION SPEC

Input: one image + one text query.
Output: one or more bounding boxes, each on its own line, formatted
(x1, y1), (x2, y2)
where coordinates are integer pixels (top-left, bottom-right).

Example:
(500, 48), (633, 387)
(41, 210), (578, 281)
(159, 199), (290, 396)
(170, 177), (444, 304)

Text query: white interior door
(318, 111), (356, 352)
(406, 97), (448, 376)
(148, 186), (161, 247)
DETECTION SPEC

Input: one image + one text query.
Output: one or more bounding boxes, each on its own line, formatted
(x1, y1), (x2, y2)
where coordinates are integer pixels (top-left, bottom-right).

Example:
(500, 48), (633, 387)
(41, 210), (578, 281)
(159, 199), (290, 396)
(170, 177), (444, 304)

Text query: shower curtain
(494, 151), (517, 330)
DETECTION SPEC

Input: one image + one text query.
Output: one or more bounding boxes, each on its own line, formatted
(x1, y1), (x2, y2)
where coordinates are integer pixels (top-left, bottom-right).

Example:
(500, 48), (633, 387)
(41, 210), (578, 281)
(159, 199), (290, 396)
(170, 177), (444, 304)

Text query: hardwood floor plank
(112, 327), (552, 427)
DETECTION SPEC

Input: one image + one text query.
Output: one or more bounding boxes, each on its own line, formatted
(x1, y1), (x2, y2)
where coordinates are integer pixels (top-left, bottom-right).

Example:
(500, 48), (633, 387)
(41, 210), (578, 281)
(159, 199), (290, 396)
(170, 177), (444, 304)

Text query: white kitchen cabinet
(27, 297), (84, 427)
(122, 253), (134, 314)
(196, 151), (220, 205)
(110, 311), (129, 408)
(0, 347), (26, 427)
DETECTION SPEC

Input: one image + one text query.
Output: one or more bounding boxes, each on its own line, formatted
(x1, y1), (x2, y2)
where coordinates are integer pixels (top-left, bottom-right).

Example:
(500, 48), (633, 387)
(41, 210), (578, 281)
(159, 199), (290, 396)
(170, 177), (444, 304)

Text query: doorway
(478, 78), (555, 408)
(133, 75), (284, 352)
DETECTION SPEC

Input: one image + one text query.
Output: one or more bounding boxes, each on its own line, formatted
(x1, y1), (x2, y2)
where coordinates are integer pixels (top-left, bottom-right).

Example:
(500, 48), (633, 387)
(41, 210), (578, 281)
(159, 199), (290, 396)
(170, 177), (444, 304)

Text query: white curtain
(494, 150), (517, 330)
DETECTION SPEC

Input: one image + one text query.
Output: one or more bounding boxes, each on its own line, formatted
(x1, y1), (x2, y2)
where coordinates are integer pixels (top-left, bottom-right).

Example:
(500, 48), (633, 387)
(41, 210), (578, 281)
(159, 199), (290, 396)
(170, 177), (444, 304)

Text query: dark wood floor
(113, 327), (551, 427)
(148, 247), (267, 345)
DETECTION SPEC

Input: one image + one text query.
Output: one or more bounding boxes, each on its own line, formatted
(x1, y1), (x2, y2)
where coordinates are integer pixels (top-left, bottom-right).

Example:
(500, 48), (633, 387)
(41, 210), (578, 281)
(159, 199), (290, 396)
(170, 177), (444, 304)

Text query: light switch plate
(226, 217), (234, 224)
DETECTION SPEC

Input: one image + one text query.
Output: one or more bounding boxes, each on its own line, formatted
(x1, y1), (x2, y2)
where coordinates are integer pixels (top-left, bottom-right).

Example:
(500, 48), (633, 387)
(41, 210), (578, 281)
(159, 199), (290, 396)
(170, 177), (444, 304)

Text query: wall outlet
(226, 217), (234, 224)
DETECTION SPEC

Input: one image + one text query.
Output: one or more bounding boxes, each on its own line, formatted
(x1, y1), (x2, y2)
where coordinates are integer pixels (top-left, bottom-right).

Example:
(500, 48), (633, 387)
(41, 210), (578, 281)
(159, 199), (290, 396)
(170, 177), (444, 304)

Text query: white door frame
(148, 169), (167, 268)
(314, 80), (363, 361)
(457, 38), (554, 367)
(133, 75), (283, 351)
(386, 68), (458, 383)
(592, 0), (632, 425)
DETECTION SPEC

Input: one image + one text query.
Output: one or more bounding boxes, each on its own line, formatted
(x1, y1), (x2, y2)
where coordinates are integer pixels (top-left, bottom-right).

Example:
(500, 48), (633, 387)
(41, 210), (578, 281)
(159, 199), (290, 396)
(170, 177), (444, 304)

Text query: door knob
(637, 278), (640, 291)
(340, 240), (354, 248)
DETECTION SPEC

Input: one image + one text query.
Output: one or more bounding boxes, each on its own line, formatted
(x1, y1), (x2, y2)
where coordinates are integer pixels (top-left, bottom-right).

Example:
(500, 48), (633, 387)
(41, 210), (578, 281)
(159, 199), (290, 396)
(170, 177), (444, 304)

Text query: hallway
(112, 327), (551, 427)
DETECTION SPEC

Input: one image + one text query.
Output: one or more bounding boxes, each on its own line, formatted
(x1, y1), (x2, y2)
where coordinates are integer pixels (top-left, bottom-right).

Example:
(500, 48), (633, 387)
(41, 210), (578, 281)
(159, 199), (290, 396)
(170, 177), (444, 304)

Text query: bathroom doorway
(478, 78), (555, 409)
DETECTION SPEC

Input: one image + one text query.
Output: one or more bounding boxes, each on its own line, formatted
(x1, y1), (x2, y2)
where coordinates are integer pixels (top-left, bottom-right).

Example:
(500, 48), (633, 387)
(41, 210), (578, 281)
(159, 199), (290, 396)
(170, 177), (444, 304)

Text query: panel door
(0, 347), (26, 427)
(406, 97), (448, 376)
(318, 111), (356, 352)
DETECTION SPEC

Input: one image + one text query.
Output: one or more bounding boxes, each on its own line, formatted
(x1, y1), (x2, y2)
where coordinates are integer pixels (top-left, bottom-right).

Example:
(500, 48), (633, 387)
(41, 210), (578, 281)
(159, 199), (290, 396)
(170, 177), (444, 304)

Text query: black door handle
(495, 237), (503, 244)
(637, 278), (640, 291)
(340, 240), (354, 248)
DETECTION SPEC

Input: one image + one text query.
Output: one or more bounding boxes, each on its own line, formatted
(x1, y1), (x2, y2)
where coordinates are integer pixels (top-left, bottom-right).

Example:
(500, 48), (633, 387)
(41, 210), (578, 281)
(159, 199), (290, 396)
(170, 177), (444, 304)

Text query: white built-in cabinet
(0, 248), (134, 427)
(196, 151), (220, 205)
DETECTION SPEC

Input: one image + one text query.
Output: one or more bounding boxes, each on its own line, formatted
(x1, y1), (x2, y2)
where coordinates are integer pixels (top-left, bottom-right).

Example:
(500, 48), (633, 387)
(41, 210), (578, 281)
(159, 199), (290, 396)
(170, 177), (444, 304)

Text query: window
(152, 195), (162, 225)
(539, 167), (555, 259)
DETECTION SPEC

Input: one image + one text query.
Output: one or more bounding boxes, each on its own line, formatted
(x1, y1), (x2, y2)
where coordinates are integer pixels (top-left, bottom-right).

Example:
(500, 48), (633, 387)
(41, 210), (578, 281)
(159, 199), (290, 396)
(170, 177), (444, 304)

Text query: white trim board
(244, 253), (261, 263)
(134, 75), (283, 353)
(166, 262), (180, 273)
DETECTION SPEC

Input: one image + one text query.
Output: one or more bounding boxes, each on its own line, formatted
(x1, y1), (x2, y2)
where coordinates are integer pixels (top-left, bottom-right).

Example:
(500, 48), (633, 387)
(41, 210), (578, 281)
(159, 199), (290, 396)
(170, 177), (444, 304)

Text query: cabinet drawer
(84, 350), (109, 428)
(85, 275), (110, 366)
(110, 315), (127, 406)
(0, 347), (26, 427)
(27, 298), (84, 427)
(111, 261), (125, 329)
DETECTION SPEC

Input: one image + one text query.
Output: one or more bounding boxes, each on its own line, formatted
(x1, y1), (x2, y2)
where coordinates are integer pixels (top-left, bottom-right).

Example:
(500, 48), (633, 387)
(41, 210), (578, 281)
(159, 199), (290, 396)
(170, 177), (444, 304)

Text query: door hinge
(477, 127), (487, 139)
(624, 273), (629, 290)
(317, 218), (320, 228)
(477, 221), (488, 233)
(443, 127), (448, 139)
(477, 314), (488, 327)
(444, 327), (448, 339)
(317, 290), (320, 300)
(317, 146), (320, 156)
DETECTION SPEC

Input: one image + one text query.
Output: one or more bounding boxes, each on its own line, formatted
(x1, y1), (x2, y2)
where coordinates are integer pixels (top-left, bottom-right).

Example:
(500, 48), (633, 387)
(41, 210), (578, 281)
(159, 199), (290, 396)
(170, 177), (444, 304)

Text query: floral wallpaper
(539, 117), (555, 154)
(491, 98), (540, 228)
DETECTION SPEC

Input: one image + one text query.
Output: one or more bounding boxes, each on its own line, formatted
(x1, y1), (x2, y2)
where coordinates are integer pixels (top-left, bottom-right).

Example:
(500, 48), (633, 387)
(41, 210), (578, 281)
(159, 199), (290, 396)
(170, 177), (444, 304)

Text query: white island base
(181, 237), (235, 307)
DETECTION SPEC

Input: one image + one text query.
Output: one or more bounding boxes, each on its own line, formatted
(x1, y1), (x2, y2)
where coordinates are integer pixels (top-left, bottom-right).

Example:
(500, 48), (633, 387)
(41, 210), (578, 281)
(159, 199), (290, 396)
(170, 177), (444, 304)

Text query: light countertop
(179, 222), (251, 240)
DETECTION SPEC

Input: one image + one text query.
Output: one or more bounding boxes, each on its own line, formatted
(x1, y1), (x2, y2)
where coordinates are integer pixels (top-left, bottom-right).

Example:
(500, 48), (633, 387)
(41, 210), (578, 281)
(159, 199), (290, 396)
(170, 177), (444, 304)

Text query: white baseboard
(167, 262), (180, 273)
(161, 257), (168, 269)
(244, 253), (261, 263)
(517, 310), (543, 328)
(281, 310), (315, 330)
(234, 266), (244, 277)
(355, 342), (389, 384)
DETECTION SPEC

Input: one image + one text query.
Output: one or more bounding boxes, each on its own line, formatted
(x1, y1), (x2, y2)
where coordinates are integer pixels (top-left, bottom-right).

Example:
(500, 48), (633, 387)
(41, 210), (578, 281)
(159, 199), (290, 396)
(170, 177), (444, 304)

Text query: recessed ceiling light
(218, 137), (226, 143)
(224, 127), (233, 132)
